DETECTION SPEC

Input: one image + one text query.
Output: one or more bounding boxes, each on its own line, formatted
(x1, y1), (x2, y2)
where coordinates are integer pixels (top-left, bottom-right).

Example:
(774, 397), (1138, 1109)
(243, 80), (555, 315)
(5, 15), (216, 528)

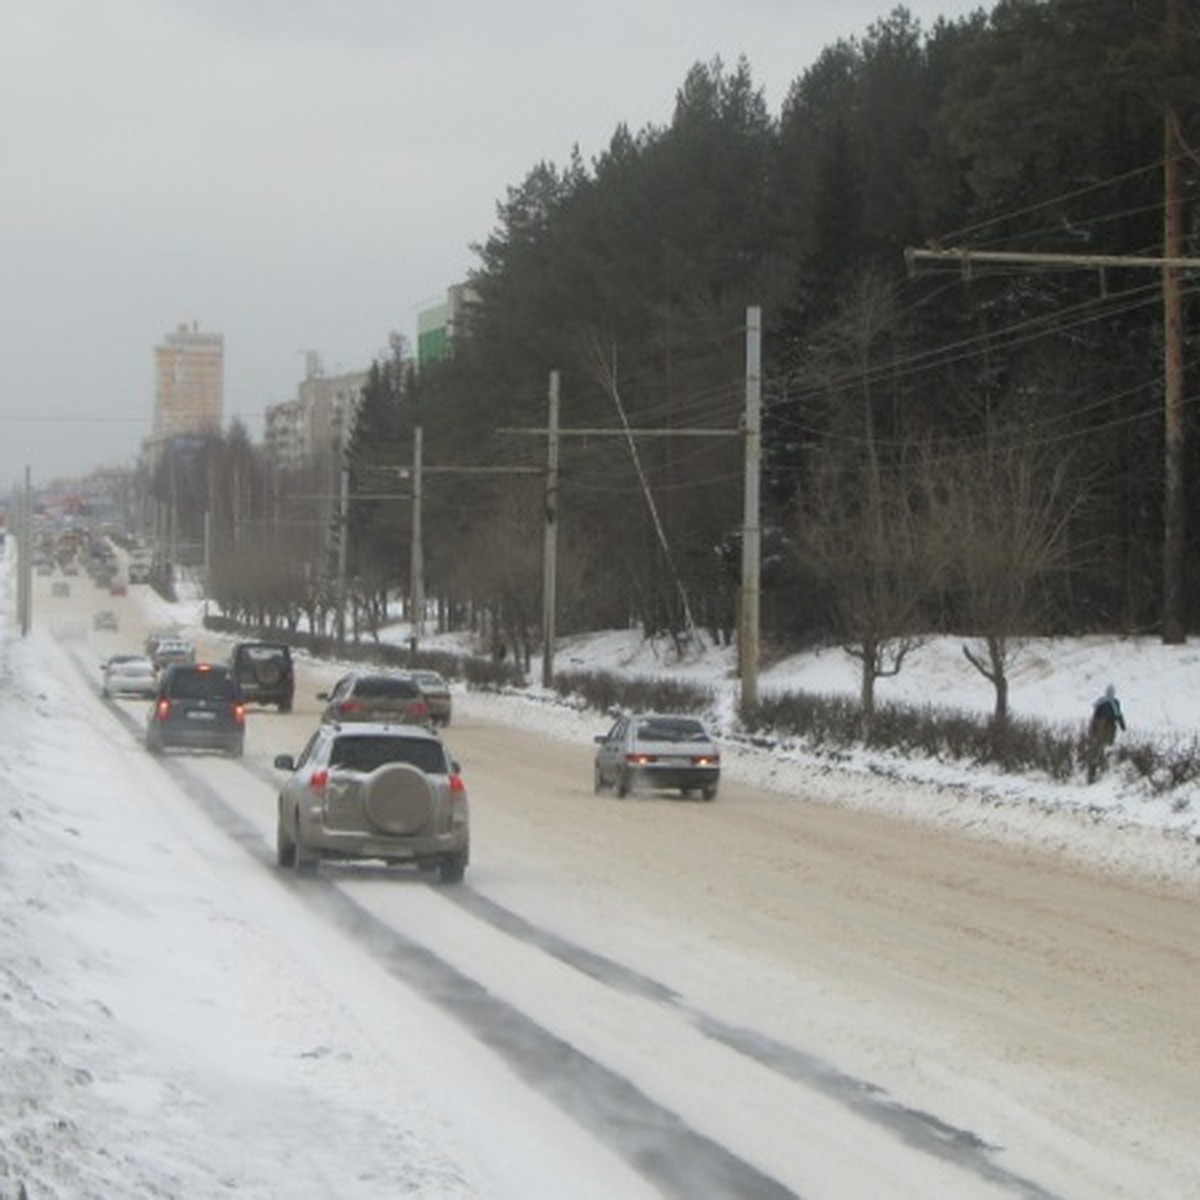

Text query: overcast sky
(1, 0), (987, 492)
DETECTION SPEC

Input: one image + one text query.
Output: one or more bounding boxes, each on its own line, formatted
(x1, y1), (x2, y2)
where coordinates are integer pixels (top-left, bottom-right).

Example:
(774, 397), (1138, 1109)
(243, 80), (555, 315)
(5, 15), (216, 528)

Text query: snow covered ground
(2, 552), (1197, 1198)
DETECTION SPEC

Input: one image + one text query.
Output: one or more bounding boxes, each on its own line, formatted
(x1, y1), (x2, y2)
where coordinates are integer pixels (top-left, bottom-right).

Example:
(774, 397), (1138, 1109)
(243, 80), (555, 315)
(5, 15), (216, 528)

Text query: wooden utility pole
(1162, 0), (1185, 642)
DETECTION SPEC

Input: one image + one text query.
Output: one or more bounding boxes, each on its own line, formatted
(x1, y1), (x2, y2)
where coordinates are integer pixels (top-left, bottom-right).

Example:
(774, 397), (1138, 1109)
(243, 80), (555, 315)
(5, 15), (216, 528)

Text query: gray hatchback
(273, 722), (469, 882)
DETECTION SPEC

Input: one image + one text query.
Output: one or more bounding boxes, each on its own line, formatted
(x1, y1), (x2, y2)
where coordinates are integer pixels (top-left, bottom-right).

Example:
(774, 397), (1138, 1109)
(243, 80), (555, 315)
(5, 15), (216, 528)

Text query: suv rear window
(237, 645), (290, 664)
(167, 669), (237, 701)
(329, 735), (448, 774)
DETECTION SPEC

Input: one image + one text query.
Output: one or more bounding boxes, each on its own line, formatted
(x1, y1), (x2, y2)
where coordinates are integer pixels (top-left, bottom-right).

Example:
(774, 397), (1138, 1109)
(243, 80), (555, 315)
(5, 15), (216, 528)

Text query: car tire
(702, 785), (718, 801)
(616, 768), (631, 798)
(229, 738), (244, 758)
(593, 764), (604, 794)
(276, 816), (296, 868)
(278, 698), (293, 714)
(293, 843), (318, 877)
(438, 853), (466, 885)
(146, 731), (162, 755)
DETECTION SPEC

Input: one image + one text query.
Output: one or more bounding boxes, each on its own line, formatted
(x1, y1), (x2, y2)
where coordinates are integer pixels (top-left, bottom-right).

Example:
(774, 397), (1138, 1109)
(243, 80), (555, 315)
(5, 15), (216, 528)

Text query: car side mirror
(594, 734), (606, 744)
(273, 754), (296, 771)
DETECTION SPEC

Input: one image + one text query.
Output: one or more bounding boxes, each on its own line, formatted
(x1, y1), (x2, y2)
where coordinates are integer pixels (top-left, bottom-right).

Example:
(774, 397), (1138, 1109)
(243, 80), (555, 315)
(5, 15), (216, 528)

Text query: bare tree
(943, 432), (1083, 726)
(797, 445), (937, 726)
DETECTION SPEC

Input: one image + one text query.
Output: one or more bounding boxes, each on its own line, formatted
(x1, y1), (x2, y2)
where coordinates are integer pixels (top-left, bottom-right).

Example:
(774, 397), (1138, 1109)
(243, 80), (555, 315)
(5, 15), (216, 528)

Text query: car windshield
(170, 671), (235, 700)
(635, 717), (709, 743)
(352, 677), (419, 699)
(413, 672), (445, 688)
(329, 735), (447, 775)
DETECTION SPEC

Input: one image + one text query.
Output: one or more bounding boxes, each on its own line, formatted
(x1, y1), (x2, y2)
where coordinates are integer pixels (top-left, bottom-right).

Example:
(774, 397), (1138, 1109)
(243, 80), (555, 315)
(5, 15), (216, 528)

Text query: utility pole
(740, 306), (762, 709)
(18, 466), (32, 636)
(907, 243), (1200, 645)
(337, 463), (349, 648)
(410, 425), (424, 659)
(542, 371), (560, 687)
(1162, 0), (1185, 643)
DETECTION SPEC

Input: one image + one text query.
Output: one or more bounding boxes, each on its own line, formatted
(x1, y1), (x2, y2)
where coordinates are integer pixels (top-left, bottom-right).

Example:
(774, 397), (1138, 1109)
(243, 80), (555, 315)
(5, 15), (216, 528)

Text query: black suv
(147, 664), (245, 757)
(231, 642), (294, 712)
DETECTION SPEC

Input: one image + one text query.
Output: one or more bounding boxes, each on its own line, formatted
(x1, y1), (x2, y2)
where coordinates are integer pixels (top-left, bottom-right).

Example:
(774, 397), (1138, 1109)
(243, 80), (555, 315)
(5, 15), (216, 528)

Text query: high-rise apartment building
(152, 321), (223, 441)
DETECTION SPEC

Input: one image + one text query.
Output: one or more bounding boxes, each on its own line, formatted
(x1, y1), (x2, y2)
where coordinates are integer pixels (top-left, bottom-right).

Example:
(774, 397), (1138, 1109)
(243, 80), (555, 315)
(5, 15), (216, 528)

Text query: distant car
(151, 637), (195, 672)
(230, 641), (294, 712)
(146, 663), (245, 757)
(593, 712), (720, 800)
(410, 669), (451, 727)
(51, 581), (70, 597)
(144, 629), (177, 659)
(317, 672), (430, 727)
(273, 722), (468, 881)
(93, 609), (119, 632)
(101, 655), (157, 699)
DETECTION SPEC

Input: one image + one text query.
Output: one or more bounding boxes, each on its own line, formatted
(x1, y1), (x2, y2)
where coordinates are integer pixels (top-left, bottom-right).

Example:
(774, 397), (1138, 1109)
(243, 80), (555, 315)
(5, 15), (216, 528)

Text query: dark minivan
(147, 663), (246, 757)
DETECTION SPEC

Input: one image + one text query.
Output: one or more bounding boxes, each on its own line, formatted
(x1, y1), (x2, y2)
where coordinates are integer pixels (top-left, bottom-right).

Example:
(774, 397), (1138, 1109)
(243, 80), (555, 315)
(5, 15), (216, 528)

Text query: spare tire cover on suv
(252, 656), (285, 687)
(363, 763), (434, 835)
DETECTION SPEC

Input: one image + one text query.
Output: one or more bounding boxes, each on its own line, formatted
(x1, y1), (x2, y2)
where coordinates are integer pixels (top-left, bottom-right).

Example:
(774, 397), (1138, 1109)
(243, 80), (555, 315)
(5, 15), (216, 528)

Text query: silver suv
(273, 723), (469, 882)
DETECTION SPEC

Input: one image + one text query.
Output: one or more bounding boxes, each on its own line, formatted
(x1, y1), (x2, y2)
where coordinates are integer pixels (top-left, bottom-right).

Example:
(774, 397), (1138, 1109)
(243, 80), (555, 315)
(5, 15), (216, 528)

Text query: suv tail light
(154, 698), (171, 721)
(448, 772), (466, 798)
(233, 702), (246, 726)
(308, 768), (329, 795)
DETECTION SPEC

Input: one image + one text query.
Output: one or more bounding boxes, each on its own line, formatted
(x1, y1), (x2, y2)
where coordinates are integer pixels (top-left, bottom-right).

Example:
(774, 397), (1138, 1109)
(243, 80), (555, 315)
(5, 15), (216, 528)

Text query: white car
(151, 637), (195, 672)
(101, 655), (158, 699)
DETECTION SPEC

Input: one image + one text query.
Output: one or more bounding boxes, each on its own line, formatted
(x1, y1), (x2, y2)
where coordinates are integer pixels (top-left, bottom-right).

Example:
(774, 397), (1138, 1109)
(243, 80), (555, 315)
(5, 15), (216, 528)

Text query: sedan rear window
(352, 677), (420, 699)
(330, 735), (448, 775)
(635, 718), (708, 743)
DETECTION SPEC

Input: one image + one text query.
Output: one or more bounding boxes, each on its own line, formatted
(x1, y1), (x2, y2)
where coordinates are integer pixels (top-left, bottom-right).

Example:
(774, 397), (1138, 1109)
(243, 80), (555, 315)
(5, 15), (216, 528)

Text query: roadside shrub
(551, 669), (715, 718)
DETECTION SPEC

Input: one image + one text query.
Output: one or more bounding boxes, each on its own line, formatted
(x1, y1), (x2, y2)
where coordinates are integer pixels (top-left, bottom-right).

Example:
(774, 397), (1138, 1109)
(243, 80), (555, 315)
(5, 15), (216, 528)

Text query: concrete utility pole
(907, 243), (1200, 645)
(337, 463), (349, 648)
(410, 426), (424, 658)
(740, 306), (762, 709)
(18, 467), (32, 636)
(542, 371), (560, 688)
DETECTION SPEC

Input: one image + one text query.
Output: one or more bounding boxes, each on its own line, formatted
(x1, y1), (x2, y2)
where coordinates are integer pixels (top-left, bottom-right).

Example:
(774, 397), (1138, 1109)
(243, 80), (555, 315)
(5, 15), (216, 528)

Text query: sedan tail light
(337, 700), (363, 716)
(626, 753), (656, 765)
(693, 754), (720, 766)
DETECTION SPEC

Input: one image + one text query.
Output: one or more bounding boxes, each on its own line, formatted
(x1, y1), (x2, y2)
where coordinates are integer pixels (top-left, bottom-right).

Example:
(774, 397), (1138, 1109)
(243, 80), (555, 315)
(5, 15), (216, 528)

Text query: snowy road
(14, 576), (1199, 1198)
